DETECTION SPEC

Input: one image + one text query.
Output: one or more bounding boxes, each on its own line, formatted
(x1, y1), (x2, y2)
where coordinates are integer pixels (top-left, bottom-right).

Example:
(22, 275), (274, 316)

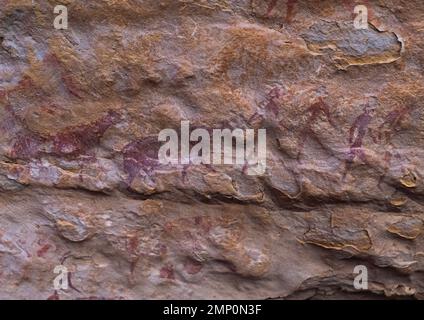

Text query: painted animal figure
(123, 137), (162, 185)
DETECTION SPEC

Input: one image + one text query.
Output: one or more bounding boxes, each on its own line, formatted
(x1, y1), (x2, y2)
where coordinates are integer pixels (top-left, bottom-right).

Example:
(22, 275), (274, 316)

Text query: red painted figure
(343, 97), (378, 180)
(248, 85), (286, 127)
(123, 137), (162, 185)
(43, 53), (85, 99)
(377, 105), (412, 188)
(264, 85), (286, 117)
(297, 85), (336, 160)
(378, 105), (412, 143)
(8, 109), (120, 160)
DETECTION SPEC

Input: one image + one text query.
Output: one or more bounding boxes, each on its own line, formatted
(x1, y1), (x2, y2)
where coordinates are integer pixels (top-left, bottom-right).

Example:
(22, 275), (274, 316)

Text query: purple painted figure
(297, 85), (336, 160)
(264, 86), (286, 117)
(377, 104), (412, 188)
(378, 105), (412, 143)
(248, 85), (287, 127)
(123, 137), (163, 185)
(343, 97), (378, 180)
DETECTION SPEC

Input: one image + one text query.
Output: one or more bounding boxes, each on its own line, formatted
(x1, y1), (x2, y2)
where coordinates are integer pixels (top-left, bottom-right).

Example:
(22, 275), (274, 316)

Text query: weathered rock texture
(0, 0), (423, 299)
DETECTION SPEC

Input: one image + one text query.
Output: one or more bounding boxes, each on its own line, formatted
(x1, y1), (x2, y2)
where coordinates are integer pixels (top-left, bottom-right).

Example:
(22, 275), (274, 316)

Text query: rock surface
(0, 0), (423, 299)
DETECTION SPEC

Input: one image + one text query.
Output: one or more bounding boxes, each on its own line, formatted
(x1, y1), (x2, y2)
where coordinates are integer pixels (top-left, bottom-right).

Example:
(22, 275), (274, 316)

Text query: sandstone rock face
(0, 0), (423, 300)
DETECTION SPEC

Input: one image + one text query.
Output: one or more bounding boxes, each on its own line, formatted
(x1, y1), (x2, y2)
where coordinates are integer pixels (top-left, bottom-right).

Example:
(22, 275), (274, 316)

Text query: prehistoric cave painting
(123, 125), (221, 186)
(8, 109), (120, 160)
(163, 215), (257, 275)
(296, 86), (336, 160)
(124, 230), (168, 279)
(51, 110), (120, 157)
(1, 62), (117, 160)
(377, 105), (413, 187)
(248, 85), (287, 127)
(42, 53), (85, 99)
(11, 133), (45, 159)
(67, 272), (82, 293)
(159, 263), (175, 280)
(164, 216), (211, 262)
(123, 136), (163, 185)
(3, 102), (47, 159)
(213, 120), (266, 177)
(343, 98), (378, 180)
(1, 52), (84, 101)
(126, 233), (142, 275)
(378, 105), (412, 144)
(36, 242), (52, 258)
(263, 86), (286, 117)
(0, 75), (34, 105)
(46, 252), (83, 300)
